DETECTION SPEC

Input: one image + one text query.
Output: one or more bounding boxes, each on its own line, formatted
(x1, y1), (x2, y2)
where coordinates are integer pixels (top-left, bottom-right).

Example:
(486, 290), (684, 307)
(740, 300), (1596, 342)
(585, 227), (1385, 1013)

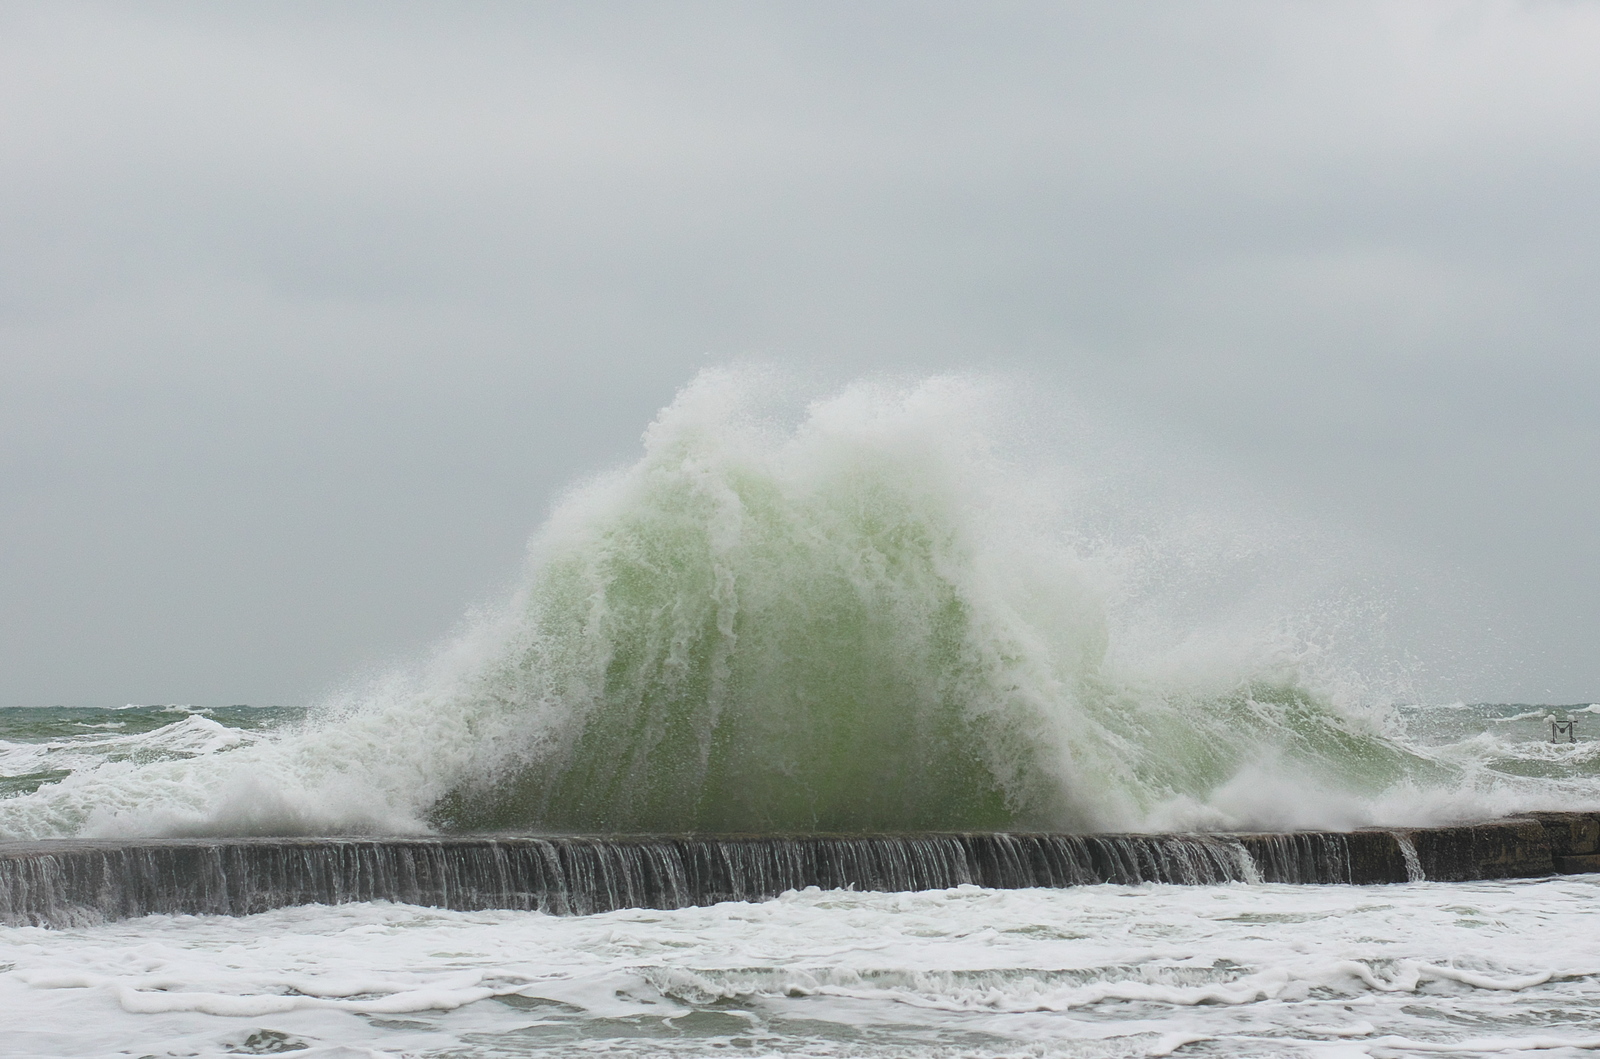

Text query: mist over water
(0, 370), (1582, 840)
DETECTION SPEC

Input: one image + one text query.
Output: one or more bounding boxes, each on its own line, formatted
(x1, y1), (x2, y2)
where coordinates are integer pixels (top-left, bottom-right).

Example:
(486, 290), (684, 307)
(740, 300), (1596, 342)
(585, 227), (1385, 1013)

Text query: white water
(4, 877), (1600, 1057)
(0, 714), (257, 780)
(1, 371), (1590, 841)
(4, 371), (1600, 1058)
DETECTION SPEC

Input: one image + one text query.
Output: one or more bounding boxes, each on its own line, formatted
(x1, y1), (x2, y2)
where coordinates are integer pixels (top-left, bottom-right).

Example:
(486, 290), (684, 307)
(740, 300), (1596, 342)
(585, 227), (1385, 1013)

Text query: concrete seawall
(2, 812), (1596, 927)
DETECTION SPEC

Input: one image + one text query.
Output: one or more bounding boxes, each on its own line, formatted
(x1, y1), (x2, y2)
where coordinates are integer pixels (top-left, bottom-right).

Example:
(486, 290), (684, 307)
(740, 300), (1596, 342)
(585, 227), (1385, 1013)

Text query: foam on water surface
(4, 876), (1600, 1057)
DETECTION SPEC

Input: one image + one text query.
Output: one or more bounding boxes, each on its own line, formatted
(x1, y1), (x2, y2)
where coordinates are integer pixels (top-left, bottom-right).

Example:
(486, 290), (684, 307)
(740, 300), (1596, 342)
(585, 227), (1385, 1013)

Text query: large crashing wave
(0, 371), (1451, 839)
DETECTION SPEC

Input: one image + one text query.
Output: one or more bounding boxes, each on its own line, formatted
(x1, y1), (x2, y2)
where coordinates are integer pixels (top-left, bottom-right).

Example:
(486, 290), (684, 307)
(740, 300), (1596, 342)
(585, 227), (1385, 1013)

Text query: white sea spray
(0, 371), (1591, 839)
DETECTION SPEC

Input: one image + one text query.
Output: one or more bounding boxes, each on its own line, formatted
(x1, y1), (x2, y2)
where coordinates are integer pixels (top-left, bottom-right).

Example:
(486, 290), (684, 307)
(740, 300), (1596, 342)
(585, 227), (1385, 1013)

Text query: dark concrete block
(1343, 830), (1413, 885)
(0, 818), (1586, 927)
(1405, 819), (1553, 882)
(1527, 811), (1600, 856)
(1554, 853), (1600, 874)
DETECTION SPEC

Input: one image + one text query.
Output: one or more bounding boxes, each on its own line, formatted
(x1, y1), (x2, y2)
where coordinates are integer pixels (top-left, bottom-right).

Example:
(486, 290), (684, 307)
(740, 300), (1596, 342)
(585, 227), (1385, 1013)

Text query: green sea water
(0, 374), (1593, 841)
(0, 705), (304, 799)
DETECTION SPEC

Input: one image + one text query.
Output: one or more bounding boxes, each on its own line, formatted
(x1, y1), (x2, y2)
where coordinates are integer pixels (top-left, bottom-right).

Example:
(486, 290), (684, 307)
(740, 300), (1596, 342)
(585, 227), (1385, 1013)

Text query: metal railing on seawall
(2, 813), (1596, 928)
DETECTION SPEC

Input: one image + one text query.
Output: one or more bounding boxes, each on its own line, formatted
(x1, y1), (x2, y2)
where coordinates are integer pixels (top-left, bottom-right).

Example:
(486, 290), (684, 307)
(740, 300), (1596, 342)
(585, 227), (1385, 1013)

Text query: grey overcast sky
(1, 0), (1596, 707)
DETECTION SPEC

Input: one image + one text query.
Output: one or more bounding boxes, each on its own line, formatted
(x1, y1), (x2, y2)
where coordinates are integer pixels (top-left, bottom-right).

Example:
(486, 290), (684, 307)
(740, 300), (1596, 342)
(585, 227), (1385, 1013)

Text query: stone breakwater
(2, 813), (1597, 927)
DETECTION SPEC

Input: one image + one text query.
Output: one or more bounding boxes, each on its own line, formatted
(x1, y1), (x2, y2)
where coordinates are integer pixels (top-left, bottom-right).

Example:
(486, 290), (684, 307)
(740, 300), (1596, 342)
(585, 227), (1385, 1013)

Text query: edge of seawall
(2, 812), (1596, 927)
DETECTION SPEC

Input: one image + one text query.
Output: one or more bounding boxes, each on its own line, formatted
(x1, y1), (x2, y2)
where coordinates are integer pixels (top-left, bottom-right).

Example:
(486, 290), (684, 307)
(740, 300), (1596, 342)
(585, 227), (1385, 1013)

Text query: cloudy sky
(2, 0), (1596, 707)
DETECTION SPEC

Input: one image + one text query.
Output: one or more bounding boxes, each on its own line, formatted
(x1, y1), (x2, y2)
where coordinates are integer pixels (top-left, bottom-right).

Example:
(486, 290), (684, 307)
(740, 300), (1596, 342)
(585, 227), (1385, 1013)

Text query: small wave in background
(0, 370), (1592, 840)
(0, 705), (303, 799)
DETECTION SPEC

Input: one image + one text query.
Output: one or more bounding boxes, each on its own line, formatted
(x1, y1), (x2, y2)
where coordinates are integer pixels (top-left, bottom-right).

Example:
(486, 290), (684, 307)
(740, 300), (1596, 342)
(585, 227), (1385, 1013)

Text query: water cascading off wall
(0, 370), (1450, 845)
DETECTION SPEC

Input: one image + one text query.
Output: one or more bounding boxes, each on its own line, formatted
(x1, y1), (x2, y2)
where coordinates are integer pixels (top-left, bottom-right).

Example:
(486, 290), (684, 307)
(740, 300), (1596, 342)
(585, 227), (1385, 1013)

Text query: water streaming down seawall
(3, 814), (1598, 927)
(7, 373), (1580, 931)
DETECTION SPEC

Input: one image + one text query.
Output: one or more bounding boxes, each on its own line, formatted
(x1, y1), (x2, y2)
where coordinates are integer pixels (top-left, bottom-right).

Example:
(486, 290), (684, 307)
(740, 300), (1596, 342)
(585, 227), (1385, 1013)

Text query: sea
(3, 373), (1598, 1057)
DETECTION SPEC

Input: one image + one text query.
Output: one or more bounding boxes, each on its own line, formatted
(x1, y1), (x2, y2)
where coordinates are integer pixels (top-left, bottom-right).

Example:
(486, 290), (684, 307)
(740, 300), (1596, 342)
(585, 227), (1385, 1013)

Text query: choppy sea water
(5, 378), (1599, 845)
(2, 702), (1600, 1058)
(4, 377), (1599, 1056)
(0, 705), (305, 801)
(3, 702), (1598, 832)
(4, 872), (1600, 1058)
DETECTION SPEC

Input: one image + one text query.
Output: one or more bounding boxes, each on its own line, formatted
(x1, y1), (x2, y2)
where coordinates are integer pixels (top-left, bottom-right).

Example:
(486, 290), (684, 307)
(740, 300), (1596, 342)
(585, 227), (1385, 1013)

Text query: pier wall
(2, 812), (1596, 927)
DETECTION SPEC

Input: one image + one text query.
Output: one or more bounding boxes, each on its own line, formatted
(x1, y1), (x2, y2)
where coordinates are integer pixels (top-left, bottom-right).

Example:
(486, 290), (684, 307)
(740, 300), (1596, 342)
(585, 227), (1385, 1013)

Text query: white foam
(0, 372), (1592, 839)
(5, 877), (1600, 1057)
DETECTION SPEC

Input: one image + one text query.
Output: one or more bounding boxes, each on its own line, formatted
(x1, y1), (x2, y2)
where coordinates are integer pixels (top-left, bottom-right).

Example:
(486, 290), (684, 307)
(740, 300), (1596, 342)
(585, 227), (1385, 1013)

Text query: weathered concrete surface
(1343, 829), (1415, 885)
(1230, 830), (1411, 884)
(0, 832), (1263, 927)
(1556, 853), (1600, 873)
(1, 813), (1597, 927)
(1529, 811), (1600, 857)
(1398, 818), (1554, 882)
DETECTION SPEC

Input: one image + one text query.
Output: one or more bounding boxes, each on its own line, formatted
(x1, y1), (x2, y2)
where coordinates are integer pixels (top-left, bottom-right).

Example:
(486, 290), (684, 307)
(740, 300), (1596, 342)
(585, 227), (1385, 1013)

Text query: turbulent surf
(0, 371), (1583, 839)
